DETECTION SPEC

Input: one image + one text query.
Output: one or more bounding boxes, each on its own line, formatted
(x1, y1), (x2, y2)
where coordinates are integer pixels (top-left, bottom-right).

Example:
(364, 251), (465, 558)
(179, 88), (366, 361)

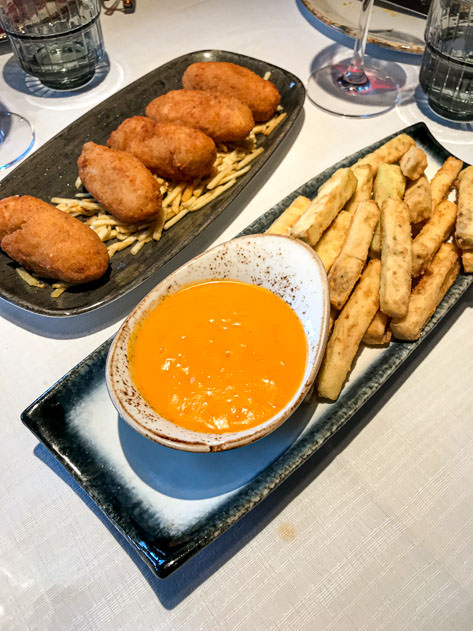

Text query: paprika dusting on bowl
(129, 279), (308, 434)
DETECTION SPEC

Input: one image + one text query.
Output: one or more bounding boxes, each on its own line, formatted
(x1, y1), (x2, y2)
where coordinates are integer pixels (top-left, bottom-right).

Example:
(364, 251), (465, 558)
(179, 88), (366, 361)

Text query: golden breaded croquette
(182, 61), (281, 122)
(145, 89), (254, 143)
(0, 195), (109, 284)
(77, 142), (164, 225)
(107, 116), (217, 181)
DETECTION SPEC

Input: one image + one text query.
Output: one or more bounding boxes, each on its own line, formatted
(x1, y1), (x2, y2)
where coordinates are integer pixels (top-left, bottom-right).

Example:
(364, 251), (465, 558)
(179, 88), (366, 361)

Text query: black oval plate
(0, 50), (305, 316)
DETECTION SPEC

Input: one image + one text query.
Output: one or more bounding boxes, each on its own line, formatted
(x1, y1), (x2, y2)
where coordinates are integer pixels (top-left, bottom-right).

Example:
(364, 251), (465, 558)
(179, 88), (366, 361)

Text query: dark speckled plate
(0, 50), (304, 316)
(21, 123), (473, 578)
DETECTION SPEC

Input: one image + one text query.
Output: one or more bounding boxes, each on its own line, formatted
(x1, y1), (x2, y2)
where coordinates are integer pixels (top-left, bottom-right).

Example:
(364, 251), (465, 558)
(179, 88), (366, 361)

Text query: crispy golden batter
(455, 165), (473, 250)
(145, 89), (255, 143)
(363, 310), (391, 345)
(391, 243), (460, 341)
(0, 195), (109, 284)
(404, 175), (432, 224)
(344, 164), (374, 214)
(182, 61), (281, 122)
(379, 198), (412, 319)
(399, 145), (428, 180)
(328, 200), (379, 310)
(430, 156), (463, 210)
(107, 116), (217, 182)
(462, 251), (473, 273)
(314, 210), (353, 273)
(373, 163), (406, 206)
(266, 195), (311, 236)
(354, 134), (416, 175)
(370, 163), (406, 256)
(317, 259), (381, 400)
(290, 168), (357, 246)
(77, 142), (163, 225)
(411, 199), (457, 277)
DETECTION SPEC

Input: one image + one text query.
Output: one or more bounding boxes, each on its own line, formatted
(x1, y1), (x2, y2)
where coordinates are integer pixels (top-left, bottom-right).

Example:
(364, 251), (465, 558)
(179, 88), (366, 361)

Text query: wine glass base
(307, 56), (401, 118)
(0, 112), (35, 170)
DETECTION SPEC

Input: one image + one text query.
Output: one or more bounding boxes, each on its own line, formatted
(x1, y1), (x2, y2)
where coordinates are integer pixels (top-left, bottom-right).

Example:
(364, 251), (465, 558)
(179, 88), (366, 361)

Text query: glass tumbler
(0, 0), (105, 90)
(419, 0), (473, 121)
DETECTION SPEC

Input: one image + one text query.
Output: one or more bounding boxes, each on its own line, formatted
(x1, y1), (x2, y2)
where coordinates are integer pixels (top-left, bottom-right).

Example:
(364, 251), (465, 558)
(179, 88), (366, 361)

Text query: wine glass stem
(342, 0), (374, 86)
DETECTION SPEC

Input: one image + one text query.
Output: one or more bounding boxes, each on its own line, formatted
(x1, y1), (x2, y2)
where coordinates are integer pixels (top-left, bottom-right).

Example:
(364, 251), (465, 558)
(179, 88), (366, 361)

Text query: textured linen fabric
(1, 1), (473, 629)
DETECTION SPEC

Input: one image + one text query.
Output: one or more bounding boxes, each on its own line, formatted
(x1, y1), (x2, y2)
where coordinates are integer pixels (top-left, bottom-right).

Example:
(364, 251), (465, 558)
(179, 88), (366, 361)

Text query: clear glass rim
(307, 64), (401, 119)
(0, 112), (35, 171)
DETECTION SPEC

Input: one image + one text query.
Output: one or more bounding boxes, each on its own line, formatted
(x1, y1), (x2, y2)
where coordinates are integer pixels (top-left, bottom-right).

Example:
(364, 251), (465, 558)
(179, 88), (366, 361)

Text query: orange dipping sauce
(129, 280), (307, 434)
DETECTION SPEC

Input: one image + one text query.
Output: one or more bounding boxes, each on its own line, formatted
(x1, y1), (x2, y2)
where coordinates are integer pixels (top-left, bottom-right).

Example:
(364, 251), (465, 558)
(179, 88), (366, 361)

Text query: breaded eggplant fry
(317, 259), (381, 400)
(328, 304), (338, 333)
(404, 175), (432, 224)
(462, 251), (473, 273)
(391, 243), (460, 340)
(344, 164), (374, 214)
(362, 310), (391, 345)
(371, 163), (406, 257)
(455, 166), (473, 250)
(380, 198), (412, 319)
(290, 168), (357, 246)
(266, 196), (311, 235)
(354, 134), (415, 174)
(328, 200), (379, 310)
(374, 163), (406, 206)
(399, 145), (428, 180)
(314, 210), (352, 272)
(412, 200), (457, 276)
(328, 256), (362, 310)
(430, 156), (463, 210)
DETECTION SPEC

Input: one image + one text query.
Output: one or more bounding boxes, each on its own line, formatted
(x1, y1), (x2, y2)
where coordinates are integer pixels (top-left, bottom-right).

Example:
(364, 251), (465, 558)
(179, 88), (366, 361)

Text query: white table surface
(1, 1), (472, 629)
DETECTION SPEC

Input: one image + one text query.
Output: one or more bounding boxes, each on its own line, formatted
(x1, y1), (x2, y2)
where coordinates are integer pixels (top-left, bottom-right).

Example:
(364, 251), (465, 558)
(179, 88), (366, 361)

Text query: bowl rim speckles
(106, 234), (331, 452)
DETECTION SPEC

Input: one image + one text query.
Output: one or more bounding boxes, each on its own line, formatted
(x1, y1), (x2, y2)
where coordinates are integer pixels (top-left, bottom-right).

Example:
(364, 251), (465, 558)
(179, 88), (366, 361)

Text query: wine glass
(307, 0), (401, 118)
(0, 111), (35, 171)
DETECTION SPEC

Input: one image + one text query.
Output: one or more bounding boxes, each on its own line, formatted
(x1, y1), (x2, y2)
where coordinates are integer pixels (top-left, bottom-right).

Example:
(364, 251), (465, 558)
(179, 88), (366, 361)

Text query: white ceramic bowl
(106, 234), (330, 452)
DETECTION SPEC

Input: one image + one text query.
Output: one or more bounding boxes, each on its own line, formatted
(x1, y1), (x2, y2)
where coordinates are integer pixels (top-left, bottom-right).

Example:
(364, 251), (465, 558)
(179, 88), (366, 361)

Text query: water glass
(419, 0), (473, 121)
(0, 0), (105, 90)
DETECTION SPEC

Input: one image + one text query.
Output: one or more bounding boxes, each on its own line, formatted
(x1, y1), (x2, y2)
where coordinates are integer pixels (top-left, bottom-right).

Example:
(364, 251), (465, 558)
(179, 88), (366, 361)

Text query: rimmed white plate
(301, 0), (427, 54)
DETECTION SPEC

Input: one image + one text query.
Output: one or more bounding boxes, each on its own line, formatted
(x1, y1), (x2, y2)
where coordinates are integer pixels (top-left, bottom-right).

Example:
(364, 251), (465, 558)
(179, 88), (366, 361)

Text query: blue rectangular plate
(21, 123), (473, 578)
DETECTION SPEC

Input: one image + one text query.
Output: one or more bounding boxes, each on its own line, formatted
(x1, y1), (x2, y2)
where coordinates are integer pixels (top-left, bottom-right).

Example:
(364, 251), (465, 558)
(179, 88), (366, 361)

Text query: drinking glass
(0, 110), (35, 170)
(0, 0), (105, 91)
(419, 0), (473, 122)
(307, 0), (401, 118)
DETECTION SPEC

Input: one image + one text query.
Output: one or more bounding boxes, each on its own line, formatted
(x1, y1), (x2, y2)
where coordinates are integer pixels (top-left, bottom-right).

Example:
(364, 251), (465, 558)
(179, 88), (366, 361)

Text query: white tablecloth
(1, 1), (472, 629)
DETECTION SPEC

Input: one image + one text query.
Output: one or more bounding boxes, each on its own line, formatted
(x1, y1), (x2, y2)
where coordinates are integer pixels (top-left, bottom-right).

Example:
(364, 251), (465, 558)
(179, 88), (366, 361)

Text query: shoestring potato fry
(268, 133), (471, 401)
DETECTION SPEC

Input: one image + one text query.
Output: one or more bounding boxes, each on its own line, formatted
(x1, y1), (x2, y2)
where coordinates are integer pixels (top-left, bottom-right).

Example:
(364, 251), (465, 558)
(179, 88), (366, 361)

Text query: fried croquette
(107, 116), (217, 181)
(145, 89), (254, 143)
(77, 142), (164, 225)
(182, 61), (281, 122)
(0, 195), (109, 284)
